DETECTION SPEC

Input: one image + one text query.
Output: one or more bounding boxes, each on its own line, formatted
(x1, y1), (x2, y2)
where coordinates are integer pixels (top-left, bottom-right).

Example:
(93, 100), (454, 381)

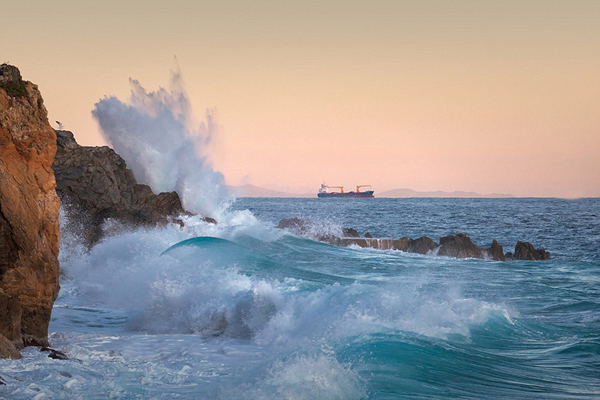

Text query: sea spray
(4, 198), (598, 398)
(92, 66), (230, 217)
(58, 212), (510, 342)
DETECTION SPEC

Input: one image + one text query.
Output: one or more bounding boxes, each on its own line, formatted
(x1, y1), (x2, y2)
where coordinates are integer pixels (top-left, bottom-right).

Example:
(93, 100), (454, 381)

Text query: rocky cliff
(53, 130), (200, 247)
(0, 64), (61, 357)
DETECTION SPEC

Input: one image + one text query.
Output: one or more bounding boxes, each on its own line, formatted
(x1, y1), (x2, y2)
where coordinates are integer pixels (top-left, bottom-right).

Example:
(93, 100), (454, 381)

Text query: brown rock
(514, 241), (550, 261)
(485, 239), (506, 261)
(277, 217), (306, 231)
(0, 64), (60, 351)
(276, 218), (354, 245)
(342, 227), (360, 238)
(392, 237), (412, 251)
(276, 217), (549, 262)
(0, 289), (22, 344)
(438, 233), (484, 259)
(53, 130), (191, 246)
(407, 236), (439, 255)
(0, 334), (21, 359)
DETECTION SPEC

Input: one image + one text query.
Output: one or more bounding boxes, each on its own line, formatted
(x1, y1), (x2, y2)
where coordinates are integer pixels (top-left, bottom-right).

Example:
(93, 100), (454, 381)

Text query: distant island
(231, 184), (513, 198)
(377, 188), (514, 198)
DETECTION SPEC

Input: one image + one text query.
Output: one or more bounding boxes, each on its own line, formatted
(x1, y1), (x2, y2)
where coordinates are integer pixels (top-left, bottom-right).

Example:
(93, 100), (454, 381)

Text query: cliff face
(53, 130), (190, 247)
(0, 64), (60, 356)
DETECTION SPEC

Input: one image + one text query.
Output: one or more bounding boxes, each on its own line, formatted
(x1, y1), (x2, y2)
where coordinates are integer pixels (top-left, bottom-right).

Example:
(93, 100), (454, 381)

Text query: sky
(2, 0), (599, 197)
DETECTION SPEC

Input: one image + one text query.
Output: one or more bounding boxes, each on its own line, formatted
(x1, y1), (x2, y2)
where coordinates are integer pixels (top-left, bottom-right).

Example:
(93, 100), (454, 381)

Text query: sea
(1, 197), (599, 399)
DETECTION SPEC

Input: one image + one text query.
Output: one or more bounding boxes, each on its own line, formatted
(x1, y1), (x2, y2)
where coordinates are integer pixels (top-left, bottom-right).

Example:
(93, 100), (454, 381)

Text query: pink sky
(3, 0), (599, 197)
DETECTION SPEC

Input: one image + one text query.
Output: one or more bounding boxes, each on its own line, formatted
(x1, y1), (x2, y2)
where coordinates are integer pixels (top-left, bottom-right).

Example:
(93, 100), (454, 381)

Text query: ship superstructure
(317, 184), (374, 198)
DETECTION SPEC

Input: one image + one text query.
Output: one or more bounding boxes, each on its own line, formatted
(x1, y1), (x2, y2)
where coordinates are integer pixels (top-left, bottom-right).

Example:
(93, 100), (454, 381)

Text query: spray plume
(92, 65), (230, 217)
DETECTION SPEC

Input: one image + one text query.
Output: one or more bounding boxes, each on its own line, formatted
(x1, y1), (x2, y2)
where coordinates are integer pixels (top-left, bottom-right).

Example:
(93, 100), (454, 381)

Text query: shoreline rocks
(277, 218), (550, 261)
(53, 130), (214, 247)
(0, 64), (61, 357)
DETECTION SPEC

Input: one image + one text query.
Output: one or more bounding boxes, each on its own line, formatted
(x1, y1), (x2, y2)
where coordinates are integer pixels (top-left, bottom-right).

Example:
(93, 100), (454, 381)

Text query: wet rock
(514, 241), (550, 261)
(391, 237), (411, 251)
(438, 233), (484, 259)
(276, 218), (549, 262)
(277, 218), (355, 244)
(407, 236), (439, 255)
(203, 217), (218, 225)
(40, 346), (68, 360)
(0, 64), (60, 353)
(0, 334), (21, 359)
(342, 227), (360, 237)
(53, 130), (199, 247)
(277, 217), (306, 231)
(485, 239), (506, 261)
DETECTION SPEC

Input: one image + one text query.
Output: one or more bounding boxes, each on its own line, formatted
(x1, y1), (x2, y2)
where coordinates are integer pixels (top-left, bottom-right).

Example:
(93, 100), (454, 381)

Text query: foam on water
(58, 213), (508, 343)
(3, 198), (599, 399)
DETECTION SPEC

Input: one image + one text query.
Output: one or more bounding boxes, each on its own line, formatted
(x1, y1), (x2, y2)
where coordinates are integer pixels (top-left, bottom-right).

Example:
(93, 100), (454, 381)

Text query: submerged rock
(0, 64), (61, 355)
(53, 130), (212, 247)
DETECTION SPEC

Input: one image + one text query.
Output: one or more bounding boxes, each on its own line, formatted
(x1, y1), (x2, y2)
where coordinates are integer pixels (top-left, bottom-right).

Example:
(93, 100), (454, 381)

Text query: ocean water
(1, 197), (599, 399)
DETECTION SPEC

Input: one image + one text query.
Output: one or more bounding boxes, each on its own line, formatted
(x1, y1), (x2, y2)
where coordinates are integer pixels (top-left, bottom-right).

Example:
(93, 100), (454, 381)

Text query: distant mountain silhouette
(231, 184), (513, 198)
(378, 188), (513, 198)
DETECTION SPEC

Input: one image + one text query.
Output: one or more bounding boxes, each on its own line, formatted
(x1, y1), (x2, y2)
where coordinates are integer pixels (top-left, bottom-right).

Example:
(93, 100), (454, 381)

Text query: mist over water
(92, 67), (230, 217)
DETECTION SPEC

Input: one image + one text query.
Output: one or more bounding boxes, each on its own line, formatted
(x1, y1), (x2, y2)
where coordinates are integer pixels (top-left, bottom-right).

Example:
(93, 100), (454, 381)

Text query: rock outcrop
(53, 130), (203, 247)
(438, 234), (485, 259)
(0, 64), (61, 356)
(511, 241), (550, 261)
(277, 218), (549, 261)
(486, 240), (506, 262)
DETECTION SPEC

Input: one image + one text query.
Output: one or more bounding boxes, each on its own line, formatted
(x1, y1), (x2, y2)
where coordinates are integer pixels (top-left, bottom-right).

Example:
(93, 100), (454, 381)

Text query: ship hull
(317, 191), (375, 198)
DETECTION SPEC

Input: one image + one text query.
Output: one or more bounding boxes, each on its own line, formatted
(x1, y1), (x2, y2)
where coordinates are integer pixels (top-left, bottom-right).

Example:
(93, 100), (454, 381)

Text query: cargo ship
(317, 184), (375, 198)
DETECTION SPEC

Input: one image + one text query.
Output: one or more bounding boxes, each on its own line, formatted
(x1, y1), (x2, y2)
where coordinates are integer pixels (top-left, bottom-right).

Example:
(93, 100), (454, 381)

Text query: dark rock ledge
(53, 130), (216, 248)
(277, 218), (550, 261)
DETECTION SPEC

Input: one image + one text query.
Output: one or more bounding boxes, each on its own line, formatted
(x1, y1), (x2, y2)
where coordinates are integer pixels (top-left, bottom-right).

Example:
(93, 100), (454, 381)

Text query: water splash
(92, 65), (230, 217)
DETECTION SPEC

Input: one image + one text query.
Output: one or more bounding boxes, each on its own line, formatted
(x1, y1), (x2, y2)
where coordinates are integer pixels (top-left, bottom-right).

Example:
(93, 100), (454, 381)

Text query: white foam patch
(222, 352), (366, 400)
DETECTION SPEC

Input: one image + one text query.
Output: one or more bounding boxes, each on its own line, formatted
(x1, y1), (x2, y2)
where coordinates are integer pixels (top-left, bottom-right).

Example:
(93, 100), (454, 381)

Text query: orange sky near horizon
(2, 0), (599, 198)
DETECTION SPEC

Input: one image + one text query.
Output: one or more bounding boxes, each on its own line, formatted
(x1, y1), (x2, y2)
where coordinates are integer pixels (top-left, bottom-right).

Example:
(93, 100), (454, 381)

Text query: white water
(92, 66), (230, 217)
